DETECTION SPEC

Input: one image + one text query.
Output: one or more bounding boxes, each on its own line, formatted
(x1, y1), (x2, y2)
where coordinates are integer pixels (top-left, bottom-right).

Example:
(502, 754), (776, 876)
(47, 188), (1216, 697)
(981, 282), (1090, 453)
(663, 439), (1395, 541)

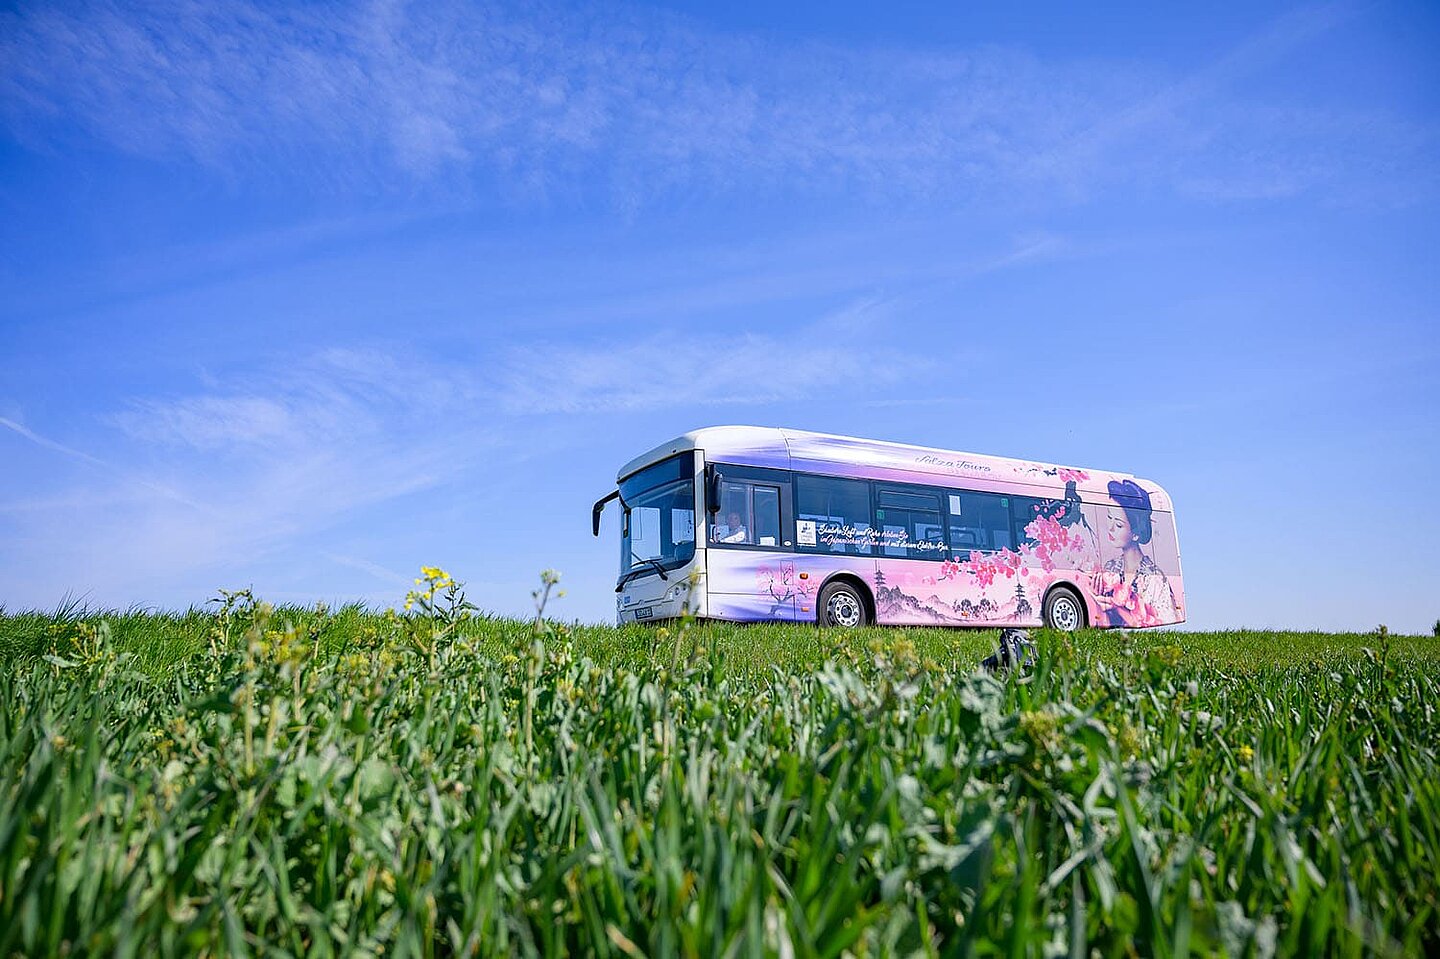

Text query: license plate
(634, 606), (654, 620)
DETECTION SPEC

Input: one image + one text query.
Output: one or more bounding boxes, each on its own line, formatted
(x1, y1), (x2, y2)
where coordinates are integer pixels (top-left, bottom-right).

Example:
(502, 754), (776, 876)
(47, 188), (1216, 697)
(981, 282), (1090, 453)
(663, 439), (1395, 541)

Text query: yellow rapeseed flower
(1238, 744), (1255, 762)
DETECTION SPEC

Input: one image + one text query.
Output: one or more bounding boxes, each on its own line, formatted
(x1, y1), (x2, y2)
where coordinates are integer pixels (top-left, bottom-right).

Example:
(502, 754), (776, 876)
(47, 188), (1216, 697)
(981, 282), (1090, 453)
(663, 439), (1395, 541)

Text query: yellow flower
(1238, 744), (1255, 763)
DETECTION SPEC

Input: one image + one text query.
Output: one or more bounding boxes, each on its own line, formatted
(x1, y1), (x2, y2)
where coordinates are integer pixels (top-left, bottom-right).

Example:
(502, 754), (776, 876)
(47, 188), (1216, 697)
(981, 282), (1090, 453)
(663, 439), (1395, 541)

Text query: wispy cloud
(0, 347), (494, 606)
(3, 0), (1427, 207)
(2, 414), (209, 510)
(322, 552), (412, 587)
(1025, 4), (1354, 183)
(1, 415), (107, 466)
(110, 396), (308, 450)
(493, 296), (922, 413)
(107, 347), (480, 452)
(487, 229), (1071, 412)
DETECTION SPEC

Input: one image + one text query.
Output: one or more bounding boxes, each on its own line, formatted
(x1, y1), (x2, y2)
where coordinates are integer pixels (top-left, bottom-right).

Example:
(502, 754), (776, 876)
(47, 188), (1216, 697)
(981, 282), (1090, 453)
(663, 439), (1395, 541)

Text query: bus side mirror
(706, 467), (724, 514)
(592, 490), (620, 537)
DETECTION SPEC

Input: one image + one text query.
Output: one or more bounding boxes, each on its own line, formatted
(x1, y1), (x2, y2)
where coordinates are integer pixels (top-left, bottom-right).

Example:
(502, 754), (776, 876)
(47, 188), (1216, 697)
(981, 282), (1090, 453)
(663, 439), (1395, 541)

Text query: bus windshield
(619, 453), (696, 579)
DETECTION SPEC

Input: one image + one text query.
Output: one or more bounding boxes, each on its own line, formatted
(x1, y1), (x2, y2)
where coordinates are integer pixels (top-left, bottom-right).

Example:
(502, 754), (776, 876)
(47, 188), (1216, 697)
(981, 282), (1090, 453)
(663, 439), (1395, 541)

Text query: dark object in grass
(982, 628), (1036, 674)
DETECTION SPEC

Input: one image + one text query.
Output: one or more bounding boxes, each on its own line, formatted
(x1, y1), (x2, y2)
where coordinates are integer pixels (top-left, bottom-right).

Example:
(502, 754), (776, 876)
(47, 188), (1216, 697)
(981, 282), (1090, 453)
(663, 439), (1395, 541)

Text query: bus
(592, 426), (1184, 630)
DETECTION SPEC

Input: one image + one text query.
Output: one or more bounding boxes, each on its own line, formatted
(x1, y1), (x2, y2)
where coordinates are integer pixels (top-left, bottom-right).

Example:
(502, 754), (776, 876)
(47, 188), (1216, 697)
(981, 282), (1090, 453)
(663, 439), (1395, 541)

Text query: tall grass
(1, 576), (1437, 956)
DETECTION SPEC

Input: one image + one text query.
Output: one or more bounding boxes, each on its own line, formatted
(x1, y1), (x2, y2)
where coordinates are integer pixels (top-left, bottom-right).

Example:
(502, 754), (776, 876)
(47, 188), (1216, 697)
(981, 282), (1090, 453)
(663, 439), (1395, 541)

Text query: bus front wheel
(818, 580), (867, 629)
(1042, 586), (1086, 631)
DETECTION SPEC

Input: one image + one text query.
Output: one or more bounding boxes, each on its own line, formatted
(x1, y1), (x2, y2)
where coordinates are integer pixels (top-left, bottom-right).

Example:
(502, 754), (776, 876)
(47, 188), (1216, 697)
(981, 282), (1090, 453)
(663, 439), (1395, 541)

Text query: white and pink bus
(593, 427), (1184, 630)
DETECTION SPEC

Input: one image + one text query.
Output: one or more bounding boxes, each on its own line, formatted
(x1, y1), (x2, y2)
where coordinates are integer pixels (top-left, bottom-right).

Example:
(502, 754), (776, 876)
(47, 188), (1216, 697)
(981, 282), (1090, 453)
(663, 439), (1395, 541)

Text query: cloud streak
(0, 347), (495, 607)
(107, 347), (480, 451)
(3, 0), (1428, 207)
(1, 415), (107, 466)
(2, 414), (209, 511)
(493, 296), (921, 413)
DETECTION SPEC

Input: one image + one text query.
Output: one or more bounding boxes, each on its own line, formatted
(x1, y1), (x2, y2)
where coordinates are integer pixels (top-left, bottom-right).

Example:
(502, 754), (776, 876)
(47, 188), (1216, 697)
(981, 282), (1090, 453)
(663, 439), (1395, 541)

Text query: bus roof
(618, 425), (1173, 511)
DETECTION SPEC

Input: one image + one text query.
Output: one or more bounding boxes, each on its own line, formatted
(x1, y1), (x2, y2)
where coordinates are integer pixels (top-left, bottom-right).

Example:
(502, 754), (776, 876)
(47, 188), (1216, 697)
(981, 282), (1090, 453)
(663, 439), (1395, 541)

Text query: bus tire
(818, 579), (868, 629)
(1042, 585), (1086, 631)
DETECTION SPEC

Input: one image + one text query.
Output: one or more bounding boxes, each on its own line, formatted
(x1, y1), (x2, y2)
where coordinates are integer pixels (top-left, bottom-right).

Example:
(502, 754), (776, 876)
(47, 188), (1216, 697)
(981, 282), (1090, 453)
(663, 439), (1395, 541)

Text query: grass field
(2, 573), (1437, 957)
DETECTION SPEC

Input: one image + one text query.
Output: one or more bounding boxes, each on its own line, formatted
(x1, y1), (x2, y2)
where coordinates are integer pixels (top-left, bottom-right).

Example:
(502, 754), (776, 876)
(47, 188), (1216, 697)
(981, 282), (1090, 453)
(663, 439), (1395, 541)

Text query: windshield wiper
(616, 556), (669, 592)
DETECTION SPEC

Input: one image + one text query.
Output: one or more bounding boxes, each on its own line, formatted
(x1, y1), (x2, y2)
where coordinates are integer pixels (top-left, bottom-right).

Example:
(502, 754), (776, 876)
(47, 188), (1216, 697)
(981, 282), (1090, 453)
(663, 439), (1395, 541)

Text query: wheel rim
(1050, 595), (1080, 631)
(826, 590), (862, 628)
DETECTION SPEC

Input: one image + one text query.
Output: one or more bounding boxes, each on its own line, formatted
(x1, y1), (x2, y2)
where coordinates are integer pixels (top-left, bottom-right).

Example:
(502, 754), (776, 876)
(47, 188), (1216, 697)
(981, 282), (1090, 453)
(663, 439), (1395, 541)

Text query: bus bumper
(616, 570), (706, 625)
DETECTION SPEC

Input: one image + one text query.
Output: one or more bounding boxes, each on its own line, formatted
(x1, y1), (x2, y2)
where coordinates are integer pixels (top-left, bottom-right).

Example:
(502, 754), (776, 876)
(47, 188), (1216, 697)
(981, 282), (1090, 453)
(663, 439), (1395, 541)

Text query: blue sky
(2, 0), (1437, 632)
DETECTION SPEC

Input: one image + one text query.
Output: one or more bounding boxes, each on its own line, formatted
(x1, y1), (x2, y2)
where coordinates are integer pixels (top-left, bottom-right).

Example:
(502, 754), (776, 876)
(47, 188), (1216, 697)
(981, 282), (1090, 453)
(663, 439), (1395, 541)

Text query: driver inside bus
(712, 509), (749, 544)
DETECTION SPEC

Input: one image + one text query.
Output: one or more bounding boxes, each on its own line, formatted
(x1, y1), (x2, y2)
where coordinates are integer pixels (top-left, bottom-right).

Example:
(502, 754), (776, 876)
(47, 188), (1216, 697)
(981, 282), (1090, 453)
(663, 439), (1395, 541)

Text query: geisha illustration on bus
(1091, 479), (1179, 627)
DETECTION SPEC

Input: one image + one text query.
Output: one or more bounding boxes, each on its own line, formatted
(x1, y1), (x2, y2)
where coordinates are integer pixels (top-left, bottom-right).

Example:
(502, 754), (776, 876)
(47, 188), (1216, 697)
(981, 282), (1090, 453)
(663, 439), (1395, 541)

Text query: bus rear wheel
(1043, 587), (1086, 631)
(818, 580), (867, 629)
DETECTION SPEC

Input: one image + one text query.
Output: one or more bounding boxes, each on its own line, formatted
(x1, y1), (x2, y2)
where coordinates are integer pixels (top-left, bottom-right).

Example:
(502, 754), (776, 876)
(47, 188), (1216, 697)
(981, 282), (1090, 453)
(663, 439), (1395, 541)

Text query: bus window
(1010, 496), (1042, 545)
(876, 488), (946, 560)
(947, 490), (1013, 554)
(627, 484), (693, 563)
(631, 505), (662, 560)
(753, 486), (781, 546)
(619, 452), (697, 579)
(713, 479), (781, 547)
(796, 475), (873, 554)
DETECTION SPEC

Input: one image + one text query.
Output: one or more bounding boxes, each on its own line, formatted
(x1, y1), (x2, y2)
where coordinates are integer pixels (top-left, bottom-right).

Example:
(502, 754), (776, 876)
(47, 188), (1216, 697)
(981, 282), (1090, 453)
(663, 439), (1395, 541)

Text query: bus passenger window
(753, 487), (780, 546)
(712, 480), (782, 548)
(876, 488), (945, 560)
(947, 491), (1013, 554)
(1010, 496), (1046, 546)
(713, 481), (752, 544)
(796, 475), (873, 555)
